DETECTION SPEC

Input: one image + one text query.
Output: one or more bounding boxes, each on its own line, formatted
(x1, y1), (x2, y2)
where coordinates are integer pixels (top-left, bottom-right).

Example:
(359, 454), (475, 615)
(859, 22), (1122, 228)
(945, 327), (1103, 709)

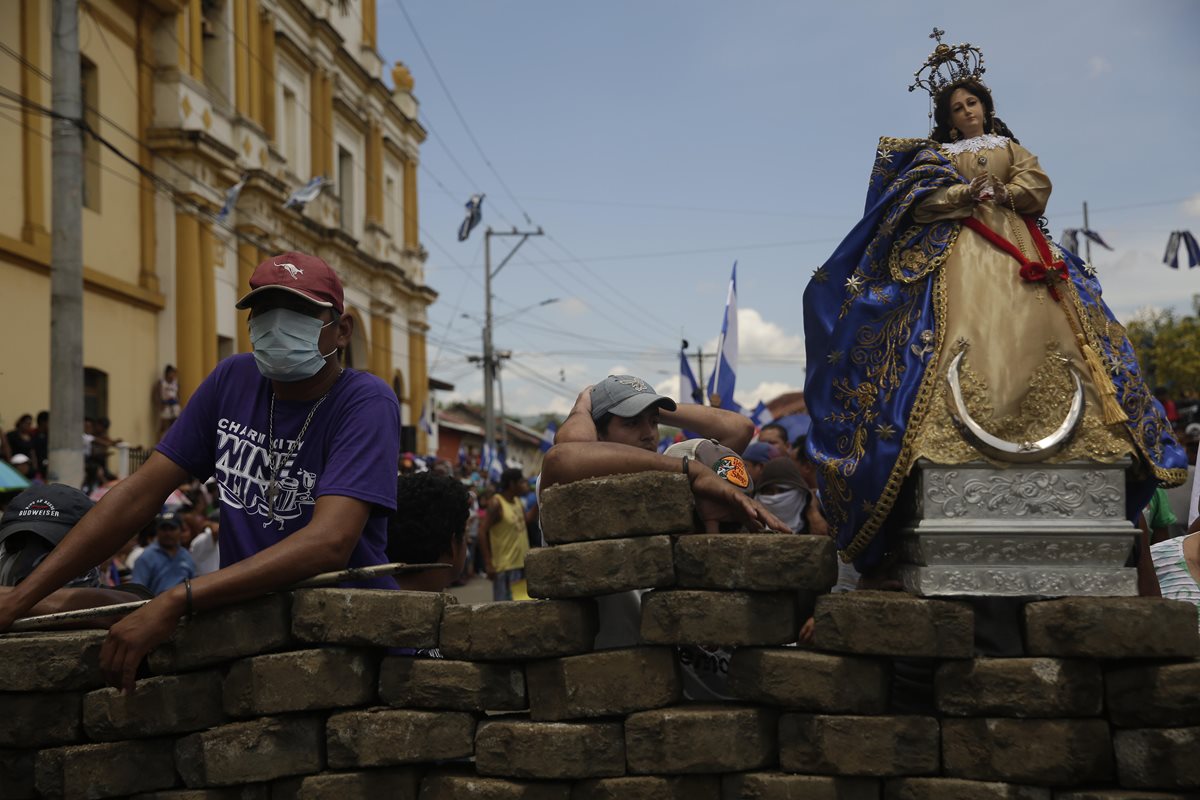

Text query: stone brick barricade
(3, 472), (1200, 799)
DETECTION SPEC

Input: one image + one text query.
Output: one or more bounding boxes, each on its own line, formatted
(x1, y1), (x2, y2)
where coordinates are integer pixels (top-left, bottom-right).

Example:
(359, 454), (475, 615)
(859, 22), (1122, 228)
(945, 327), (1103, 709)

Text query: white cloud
(704, 307), (806, 360)
(558, 296), (589, 316)
(1087, 56), (1112, 78)
(735, 380), (802, 408)
(1184, 194), (1200, 218)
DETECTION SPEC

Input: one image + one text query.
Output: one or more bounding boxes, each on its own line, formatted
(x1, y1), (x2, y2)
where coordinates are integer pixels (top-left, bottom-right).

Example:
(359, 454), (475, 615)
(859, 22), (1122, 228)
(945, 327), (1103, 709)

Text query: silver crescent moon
(944, 350), (1085, 463)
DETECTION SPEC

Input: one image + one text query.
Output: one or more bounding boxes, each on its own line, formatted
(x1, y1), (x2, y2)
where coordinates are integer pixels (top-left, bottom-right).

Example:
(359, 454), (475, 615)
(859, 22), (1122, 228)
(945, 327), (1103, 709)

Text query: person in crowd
(387, 472), (470, 592)
(0, 251), (400, 693)
(1156, 387), (1179, 424)
(0, 484), (152, 617)
(479, 468), (533, 601)
(32, 411), (49, 478)
(754, 458), (811, 534)
(188, 511), (221, 576)
(5, 414), (35, 462)
(8, 454), (38, 484)
(156, 365), (181, 439)
(741, 441), (780, 490)
(1145, 487), (1179, 546)
(755, 422), (791, 453)
(131, 512), (197, 596)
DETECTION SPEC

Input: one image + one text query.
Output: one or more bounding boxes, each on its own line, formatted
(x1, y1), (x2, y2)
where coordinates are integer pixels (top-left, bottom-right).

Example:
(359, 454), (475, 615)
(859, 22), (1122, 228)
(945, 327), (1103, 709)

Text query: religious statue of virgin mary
(803, 29), (1187, 572)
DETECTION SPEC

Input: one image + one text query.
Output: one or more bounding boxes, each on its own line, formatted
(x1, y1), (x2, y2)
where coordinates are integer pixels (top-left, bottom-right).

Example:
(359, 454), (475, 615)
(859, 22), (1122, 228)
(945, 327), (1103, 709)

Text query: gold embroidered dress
(906, 133), (1133, 464)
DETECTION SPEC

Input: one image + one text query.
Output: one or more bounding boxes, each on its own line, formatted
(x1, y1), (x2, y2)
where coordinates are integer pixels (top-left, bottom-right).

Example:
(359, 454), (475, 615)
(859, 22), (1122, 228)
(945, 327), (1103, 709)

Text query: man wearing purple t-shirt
(0, 251), (400, 692)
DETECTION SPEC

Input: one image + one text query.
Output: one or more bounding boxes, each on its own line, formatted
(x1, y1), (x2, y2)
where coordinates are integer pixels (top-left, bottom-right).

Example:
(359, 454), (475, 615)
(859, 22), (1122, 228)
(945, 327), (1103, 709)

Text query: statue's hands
(991, 180), (1011, 205)
(968, 174), (993, 202)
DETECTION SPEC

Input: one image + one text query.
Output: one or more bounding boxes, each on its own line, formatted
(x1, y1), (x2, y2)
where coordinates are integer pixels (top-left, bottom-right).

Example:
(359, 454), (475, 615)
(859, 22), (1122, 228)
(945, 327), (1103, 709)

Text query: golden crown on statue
(908, 27), (987, 99)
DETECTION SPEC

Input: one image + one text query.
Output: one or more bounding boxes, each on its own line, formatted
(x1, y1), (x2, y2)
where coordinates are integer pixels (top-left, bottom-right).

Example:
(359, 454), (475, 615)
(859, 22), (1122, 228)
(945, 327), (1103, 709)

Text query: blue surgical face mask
(249, 307), (337, 381)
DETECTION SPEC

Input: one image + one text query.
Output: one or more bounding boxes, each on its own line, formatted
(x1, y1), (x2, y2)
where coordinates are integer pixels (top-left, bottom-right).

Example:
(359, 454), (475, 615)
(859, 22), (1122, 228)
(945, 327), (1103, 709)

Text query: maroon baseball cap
(235, 251), (345, 314)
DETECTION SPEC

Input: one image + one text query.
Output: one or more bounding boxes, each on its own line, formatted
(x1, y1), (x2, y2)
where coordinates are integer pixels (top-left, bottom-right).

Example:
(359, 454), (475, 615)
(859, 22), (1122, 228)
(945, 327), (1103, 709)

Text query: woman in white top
(1151, 531), (1200, 630)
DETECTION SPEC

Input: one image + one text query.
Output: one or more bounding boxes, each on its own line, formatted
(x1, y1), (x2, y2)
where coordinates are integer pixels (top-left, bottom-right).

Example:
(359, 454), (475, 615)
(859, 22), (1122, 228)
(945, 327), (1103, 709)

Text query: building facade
(0, 0), (436, 456)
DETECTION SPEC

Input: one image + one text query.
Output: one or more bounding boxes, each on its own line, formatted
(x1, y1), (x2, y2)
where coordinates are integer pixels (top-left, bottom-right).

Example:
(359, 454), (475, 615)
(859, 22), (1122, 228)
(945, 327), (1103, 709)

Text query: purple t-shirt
(157, 354), (400, 588)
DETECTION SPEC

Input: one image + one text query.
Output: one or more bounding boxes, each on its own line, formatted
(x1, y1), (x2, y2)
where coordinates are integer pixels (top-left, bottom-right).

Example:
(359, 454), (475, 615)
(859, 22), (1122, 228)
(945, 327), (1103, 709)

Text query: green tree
(1126, 308), (1200, 397)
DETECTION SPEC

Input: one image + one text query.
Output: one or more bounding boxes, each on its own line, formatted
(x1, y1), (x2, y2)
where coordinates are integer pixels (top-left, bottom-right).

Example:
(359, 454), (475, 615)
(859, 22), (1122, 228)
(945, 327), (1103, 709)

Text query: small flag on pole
(283, 176), (328, 210)
(458, 193), (485, 241)
(706, 262), (742, 413)
(216, 175), (248, 223)
(418, 403), (433, 435)
(539, 422), (557, 453)
(1165, 231), (1200, 269)
(679, 349), (703, 405)
(1062, 228), (1113, 254)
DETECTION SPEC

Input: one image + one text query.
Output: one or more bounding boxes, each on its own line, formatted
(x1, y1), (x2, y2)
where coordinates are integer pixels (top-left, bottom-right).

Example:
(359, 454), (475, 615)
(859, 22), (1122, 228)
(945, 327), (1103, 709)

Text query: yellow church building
(0, 0), (436, 456)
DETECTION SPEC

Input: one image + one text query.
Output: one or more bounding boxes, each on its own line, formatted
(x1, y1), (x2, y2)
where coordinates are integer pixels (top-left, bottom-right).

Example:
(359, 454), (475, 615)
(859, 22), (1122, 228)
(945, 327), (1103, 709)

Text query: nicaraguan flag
(283, 176), (328, 210)
(1061, 229), (1080, 254)
(458, 193), (485, 241)
(706, 262), (741, 412)
(679, 349), (703, 404)
(1080, 228), (1113, 251)
(746, 401), (773, 427)
(216, 176), (247, 223)
(418, 403), (433, 435)
(457, 445), (467, 466)
(539, 422), (557, 453)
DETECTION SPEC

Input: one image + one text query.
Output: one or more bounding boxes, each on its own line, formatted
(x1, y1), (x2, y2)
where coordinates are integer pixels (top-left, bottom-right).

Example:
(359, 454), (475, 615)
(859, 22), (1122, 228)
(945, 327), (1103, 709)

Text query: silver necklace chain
(266, 369), (342, 521)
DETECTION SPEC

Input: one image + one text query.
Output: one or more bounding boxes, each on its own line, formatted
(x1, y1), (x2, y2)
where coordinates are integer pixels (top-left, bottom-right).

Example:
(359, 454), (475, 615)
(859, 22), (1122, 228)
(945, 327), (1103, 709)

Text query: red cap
(235, 251), (345, 314)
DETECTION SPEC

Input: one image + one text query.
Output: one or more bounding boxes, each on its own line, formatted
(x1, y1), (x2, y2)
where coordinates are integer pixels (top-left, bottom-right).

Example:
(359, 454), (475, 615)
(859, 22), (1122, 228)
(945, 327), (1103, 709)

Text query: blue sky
(374, 1), (1200, 417)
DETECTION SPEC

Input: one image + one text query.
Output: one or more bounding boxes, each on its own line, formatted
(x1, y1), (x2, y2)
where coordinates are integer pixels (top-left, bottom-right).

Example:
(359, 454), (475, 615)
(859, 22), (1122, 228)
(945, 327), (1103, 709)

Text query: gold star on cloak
(845, 275), (865, 294)
(875, 423), (896, 441)
(827, 350), (844, 365)
(812, 266), (829, 284)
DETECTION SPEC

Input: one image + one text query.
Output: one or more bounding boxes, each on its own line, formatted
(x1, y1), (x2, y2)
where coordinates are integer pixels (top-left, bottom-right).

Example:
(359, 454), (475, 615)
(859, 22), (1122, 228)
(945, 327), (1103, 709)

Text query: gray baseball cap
(590, 375), (677, 421)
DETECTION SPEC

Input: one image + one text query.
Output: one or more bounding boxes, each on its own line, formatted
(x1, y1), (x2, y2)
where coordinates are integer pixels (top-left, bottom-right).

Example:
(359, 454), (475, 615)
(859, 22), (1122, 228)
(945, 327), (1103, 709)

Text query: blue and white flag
(482, 442), (505, 484)
(1164, 231), (1200, 269)
(679, 349), (703, 405)
(216, 175), (247, 223)
(457, 445), (467, 466)
(706, 262), (741, 412)
(283, 176), (328, 210)
(458, 193), (485, 241)
(418, 403), (433, 435)
(746, 401), (773, 427)
(539, 422), (557, 453)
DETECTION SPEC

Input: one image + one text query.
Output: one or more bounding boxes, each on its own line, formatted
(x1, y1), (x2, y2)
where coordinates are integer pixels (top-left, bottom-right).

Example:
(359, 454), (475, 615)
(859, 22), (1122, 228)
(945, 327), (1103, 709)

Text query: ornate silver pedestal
(897, 460), (1137, 597)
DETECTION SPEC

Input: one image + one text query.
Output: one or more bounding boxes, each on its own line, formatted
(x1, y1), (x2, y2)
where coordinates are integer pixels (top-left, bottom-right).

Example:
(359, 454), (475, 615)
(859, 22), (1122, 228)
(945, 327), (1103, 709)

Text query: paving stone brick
(722, 772), (880, 800)
(272, 768), (420, 800)
(673, 533), (837, 591)
(572, 775), (720, 799)
(176, 716), (323, 787)
(130, 790), (270, 800)
(326, 708), (476, 768)
(934, 658), (1102, 717)
(290, 588), (449, 648)
(0, 630), (106, 690)
(1106, 661), (1200, 727)
(439, 600), (597, 660)
(728, 648), (889, 713)
(885, 778), (1051, 799)
(419, 770), (571, 799)
(810, 592), (973, 658)
(625, 706), (777, 774)
(379, 656), (526, 712)
(942, 719), (1113, 785)
(1054, 792), (1196, 800)
(149, 594), (292, 673)
(779, 714), (939, 777)
(223, 648), (376, 716)
(527, 647), (679, 720)
(640, 590), (796, 646)
(1024, 597), (1200, 659)
(540, 472), (694, 544)
(525, 536), (675, 598)
(474, 719), (625, 780)
(1113, 727), (1200, 790)
(85, 671), (225, 740)
(0, 749), (35, 800)
(0, 692), (80, 747)
(36, 739), (178, 798)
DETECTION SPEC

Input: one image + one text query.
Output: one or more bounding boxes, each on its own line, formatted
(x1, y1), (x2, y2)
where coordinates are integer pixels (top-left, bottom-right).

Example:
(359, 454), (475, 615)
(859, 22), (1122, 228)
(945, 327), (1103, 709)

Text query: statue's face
(948, 87), (986, 140)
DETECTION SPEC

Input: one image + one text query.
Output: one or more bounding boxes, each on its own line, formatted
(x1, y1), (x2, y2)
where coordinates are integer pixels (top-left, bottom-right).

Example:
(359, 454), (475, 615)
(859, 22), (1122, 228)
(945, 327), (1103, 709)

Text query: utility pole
(1082, 201), (1093, 266)
(482, 226), (543, 461)
(49, 0), (84, 486)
